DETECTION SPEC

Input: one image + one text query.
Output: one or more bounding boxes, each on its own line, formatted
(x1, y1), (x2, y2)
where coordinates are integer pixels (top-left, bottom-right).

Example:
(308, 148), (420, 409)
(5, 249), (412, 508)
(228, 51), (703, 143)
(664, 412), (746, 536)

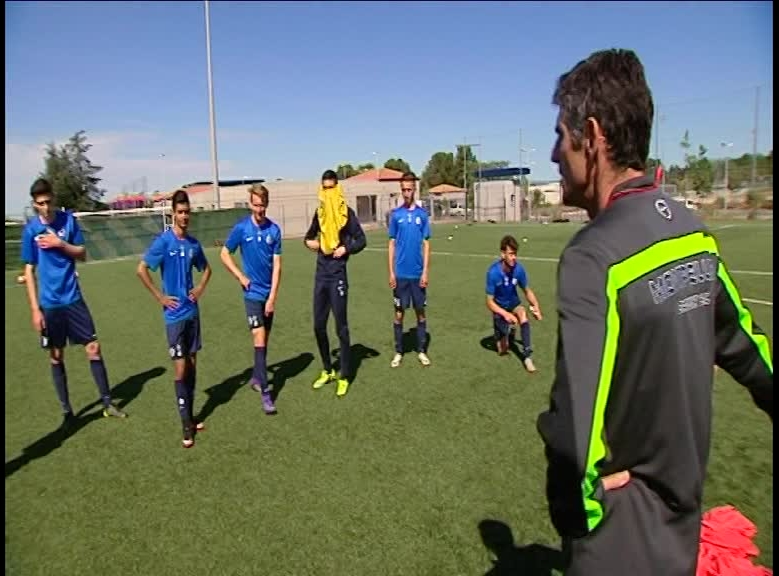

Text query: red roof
(428, 183), (465, 194)
(345, 167), (405, 182)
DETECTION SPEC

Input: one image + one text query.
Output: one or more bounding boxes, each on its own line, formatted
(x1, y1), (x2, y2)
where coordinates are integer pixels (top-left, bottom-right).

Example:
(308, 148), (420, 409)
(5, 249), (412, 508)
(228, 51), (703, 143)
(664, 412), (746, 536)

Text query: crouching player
(485, 234), (542, 373)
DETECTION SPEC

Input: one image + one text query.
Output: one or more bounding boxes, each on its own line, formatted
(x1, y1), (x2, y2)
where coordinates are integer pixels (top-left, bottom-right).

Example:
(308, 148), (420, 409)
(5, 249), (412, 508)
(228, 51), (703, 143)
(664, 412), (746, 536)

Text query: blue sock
(186, 365), (197, 420)
(393, 322), (403, 354)
(253, 347), (268, 393)
(89, 359), (112, 408)
(175, 380), (190, 424)
(51, 362), (72, 414)
(520, 322), (532, 356)
(416, 320), (428, 353)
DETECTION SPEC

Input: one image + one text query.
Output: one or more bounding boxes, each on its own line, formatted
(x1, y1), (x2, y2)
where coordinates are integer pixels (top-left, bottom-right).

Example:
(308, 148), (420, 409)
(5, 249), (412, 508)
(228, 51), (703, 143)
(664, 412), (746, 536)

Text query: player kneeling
(485, 235), (542, 373)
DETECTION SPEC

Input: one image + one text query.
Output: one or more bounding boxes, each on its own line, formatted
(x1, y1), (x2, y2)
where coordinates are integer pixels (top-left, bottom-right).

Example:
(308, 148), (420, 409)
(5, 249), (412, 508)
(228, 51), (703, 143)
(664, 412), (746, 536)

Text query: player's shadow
(479, 335), (528, 361)
(401, 329), (433, 354)
(478, 520), (566, 576)
(332, 343), (380, 383)
(76, 366), (166, 415)
(269, 352), (314, 401)
(5, 366), (166, 480)
(196, 352), (315, 420)
(197, 367), (253, 423)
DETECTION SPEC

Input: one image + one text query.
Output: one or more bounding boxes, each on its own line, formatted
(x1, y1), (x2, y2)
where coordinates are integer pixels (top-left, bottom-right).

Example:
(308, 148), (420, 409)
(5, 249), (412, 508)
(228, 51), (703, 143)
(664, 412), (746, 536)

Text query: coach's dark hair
(30, 178), (53, 197)
(400, 171), (418, 182)
(171, 189), (190, 209)
(552, 49), (654, 171)
(500, 235), (518, 252)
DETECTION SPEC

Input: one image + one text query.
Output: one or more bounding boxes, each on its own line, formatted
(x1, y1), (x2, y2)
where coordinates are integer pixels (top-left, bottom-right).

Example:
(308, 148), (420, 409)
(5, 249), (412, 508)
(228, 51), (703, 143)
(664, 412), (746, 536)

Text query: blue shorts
(244, 299), (275, 332)
(493, 305), (521, 340)
(41, 299), (98, 349)
(393, 278), (427, 311)
(165, 316), (202, 360)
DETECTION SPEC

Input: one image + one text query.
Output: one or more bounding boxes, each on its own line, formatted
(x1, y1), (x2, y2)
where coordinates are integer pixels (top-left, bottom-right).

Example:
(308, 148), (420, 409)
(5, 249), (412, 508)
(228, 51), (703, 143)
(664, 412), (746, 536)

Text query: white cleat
(523, 357), (536, 373)
(418, 352), (431, 367)
(390, 353), (403, 368)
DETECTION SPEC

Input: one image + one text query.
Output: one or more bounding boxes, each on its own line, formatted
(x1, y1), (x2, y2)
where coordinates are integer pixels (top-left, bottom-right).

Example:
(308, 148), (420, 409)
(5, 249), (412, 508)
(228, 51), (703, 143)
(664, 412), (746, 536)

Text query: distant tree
(356, 163), (375, 173)
(680, 131), (713, 195)
(420, 151), (458, 192)
(478, 160), (511, 171)
(383, 158), (412, 173)
(336, 163), (358, 179)
(41, 130), (107, 210)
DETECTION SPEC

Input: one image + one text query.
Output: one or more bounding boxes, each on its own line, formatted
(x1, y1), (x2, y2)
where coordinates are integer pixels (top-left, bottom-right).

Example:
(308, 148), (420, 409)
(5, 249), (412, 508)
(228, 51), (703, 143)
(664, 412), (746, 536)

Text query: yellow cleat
(312, 370), (335, 390)
(335, 378), (350, 398)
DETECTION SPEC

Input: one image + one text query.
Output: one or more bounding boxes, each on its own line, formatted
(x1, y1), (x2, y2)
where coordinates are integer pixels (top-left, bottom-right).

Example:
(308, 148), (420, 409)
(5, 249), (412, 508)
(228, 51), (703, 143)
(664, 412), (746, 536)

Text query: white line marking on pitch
(364, 247), (772, 274)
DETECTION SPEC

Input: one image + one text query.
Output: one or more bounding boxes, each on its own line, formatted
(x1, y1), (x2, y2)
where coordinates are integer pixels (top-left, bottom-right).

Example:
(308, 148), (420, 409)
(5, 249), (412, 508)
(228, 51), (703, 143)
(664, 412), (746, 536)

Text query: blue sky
(5, 1), (773, 215)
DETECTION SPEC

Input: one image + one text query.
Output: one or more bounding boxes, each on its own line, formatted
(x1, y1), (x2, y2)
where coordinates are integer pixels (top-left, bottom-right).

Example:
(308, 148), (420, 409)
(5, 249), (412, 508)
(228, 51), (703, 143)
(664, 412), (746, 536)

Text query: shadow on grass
(400, 329), (433, 354)
(479, 335), (527, 362)
(331, 343), (380, 384)
(5, 366), (166, 480)
(478, 519), (566, 576)
(196, 352), (315, 421)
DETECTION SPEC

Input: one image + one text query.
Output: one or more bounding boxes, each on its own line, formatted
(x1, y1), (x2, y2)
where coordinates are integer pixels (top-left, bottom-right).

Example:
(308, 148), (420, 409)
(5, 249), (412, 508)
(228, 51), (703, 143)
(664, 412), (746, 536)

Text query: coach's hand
(602, 470), (631, 491)
(265, 300), (275, 316)
(31, 309), (45, 332)
(159, 295), (179, 309)
(420, 273), (428, 288)
(530, 305), (542, 321)
(389, 273), (397, 289)
(239, 275), (251, 290)
(332, 246), (347, 259)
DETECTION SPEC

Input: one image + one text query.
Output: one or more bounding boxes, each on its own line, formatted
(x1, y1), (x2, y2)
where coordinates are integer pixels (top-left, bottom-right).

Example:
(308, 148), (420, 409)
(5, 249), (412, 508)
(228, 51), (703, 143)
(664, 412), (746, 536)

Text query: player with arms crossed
(21, 178), (127, 424)
(137, 189), (212, 448)
(388, 172), (431, 368)
(220, 183), (282, 416)
(304, 169), (367, 397)
(485, 234), (542, 373)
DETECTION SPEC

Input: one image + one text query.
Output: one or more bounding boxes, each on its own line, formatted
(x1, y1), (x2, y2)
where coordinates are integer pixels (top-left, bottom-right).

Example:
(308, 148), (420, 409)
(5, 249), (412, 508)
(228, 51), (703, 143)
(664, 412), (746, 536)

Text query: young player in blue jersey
(137, 189), (212, 448)
(304, 170), (367, 397)
(485, 234), (543, 373)
(21, 178), (127, 425)
(388, 172), (431, 368)
(220, 184), (282, 416)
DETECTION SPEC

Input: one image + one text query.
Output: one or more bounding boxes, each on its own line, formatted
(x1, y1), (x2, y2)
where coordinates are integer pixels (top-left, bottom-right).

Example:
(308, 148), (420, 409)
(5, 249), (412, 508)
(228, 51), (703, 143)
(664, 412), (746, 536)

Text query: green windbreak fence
(5, 209), (248, 270)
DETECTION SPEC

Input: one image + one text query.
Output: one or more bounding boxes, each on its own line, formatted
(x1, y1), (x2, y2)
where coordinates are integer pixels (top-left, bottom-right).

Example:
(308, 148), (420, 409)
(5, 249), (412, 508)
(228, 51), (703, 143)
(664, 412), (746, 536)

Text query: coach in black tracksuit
(304, 170), (367, 397)
(537, 49), (773, 576)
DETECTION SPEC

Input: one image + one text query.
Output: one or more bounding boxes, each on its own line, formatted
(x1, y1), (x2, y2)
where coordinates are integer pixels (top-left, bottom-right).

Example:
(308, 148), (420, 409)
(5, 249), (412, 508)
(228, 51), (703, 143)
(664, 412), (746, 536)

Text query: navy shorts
(244, 299), (275, 332)
(166, 316), (202, 360)
(41, 299), (98, 349)
(393, 278), (427, 311)
(493, 305), (521, 341)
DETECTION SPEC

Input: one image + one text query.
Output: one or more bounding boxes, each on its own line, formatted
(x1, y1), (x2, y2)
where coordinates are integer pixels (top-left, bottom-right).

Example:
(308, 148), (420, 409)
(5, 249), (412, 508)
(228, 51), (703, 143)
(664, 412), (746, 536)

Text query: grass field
(5, 220), (773, 576)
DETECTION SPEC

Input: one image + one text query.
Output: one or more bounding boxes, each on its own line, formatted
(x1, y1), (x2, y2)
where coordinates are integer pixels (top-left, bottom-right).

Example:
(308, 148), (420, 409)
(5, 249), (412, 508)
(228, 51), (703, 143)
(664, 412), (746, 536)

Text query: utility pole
(205, 0), (221, 209)
(462, 139), (481, 221)
(751, 85), (760, 186)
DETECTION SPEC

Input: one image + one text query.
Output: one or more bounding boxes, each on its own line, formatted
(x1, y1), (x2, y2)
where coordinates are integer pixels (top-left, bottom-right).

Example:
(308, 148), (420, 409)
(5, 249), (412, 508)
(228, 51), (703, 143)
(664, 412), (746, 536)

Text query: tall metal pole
(751, 85), (760, 186)
(205, 0), (221, 209)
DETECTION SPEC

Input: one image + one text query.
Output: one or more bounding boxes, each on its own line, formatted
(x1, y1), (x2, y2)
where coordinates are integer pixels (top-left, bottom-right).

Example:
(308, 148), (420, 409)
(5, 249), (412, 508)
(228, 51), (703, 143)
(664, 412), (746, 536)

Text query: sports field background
(5, 221), (773, 576)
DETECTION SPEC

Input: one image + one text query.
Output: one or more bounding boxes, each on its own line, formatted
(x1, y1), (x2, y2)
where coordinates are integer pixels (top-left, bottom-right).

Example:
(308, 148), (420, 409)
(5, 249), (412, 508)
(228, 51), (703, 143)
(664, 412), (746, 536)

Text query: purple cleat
(261, 392), (277, 415)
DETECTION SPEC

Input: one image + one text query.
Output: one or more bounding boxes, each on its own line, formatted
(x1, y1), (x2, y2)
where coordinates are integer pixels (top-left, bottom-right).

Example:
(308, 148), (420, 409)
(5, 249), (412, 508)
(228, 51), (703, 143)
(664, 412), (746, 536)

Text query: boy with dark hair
(485, 234), (542, 372)
(304, 169), (367, 397)
(388, 171), (432, 368)
(21, 178), (127, 425)
(137, 189), (212, 448)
